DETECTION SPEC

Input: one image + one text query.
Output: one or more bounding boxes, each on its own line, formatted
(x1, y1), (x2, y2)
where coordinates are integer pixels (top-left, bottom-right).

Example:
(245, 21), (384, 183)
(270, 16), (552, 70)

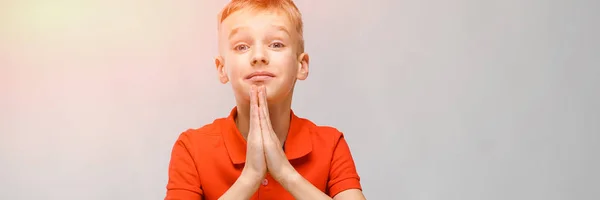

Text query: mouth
(245, 71), (275, 82)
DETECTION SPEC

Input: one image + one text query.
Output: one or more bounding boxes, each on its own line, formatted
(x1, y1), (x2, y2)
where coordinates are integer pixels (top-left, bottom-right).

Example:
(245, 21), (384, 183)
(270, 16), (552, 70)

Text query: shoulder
(297, 116), (346, 144)
(175, 117), (227, 146)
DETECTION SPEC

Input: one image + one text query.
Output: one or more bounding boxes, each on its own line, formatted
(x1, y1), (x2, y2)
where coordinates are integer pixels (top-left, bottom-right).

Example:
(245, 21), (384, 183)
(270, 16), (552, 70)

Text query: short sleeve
(165, 132), (203, 200)
(327, 134), (362, 197)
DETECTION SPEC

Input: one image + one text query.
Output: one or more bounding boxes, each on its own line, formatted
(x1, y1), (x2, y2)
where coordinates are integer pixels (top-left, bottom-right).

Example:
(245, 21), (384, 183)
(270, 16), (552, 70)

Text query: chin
(235, 80), (292, 102)
(258, 84), (282, 100)
(261, 84), (278, 98)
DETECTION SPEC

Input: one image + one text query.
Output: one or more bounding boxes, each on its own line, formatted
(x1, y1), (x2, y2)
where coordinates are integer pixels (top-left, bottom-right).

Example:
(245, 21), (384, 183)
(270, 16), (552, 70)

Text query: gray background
(1, 0), (598, 199)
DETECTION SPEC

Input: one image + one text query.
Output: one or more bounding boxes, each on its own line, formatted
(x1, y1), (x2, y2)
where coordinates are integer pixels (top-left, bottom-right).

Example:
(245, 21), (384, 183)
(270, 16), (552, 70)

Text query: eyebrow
(270, 25), (291, 37)
(228, 25), (291, 40)
(228, 27), (248, 40)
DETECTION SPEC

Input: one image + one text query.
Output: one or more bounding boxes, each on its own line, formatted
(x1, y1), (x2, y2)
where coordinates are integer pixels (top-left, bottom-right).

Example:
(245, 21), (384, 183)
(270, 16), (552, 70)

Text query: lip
(245, 71), (276, 81)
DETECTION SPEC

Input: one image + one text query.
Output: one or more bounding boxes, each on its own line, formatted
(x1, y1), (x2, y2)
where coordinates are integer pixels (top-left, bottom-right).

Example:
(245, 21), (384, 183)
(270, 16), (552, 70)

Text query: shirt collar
(222, 107), (313, 165)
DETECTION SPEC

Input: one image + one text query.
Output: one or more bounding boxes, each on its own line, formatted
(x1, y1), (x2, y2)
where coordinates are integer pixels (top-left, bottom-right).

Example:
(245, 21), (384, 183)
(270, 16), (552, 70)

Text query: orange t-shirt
(165, 107), (362, 200)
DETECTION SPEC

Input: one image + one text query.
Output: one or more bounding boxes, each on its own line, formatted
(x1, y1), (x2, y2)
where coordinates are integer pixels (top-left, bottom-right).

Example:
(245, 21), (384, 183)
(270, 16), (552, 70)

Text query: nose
(251, 47), (269, 66)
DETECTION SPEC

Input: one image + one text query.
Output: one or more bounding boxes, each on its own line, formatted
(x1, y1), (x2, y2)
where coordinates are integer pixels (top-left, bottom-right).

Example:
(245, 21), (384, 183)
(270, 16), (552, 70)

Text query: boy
(165, 0), (366, 199)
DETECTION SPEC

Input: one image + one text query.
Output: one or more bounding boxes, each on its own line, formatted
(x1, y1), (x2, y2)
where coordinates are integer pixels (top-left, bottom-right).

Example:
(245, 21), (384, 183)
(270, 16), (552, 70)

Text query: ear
(215, 56), (229, 84)
(296, 53), (309, 80)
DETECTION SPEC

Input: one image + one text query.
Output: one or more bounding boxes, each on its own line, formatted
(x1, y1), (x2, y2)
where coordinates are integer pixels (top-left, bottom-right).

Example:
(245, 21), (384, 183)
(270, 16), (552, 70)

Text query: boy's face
(215, 9), (309, 104)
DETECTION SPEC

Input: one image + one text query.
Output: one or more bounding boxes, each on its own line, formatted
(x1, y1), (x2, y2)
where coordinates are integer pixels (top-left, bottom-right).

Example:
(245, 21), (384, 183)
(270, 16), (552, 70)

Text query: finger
(258, 105), (274, 146)
(249, 86), (261, 141)
(250, 85), (259, 110)
(258, 86), (274, 132)
(259, 86), (269, 108)
(249, 86), (256, 129)
(251, 104), (263, 145)
(258, 87), (282, 148)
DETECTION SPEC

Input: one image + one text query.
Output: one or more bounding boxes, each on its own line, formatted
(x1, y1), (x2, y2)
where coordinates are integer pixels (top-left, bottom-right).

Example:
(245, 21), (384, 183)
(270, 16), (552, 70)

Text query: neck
(235, 95), (292, 145)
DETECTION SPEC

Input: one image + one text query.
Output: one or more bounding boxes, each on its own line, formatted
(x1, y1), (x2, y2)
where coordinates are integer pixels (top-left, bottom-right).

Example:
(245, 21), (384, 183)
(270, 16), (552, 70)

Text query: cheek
(273, 55), (299, 87)
(272, 53), (298, 71)
(225, 58), (247, 79)
(283, 56), (299, 79)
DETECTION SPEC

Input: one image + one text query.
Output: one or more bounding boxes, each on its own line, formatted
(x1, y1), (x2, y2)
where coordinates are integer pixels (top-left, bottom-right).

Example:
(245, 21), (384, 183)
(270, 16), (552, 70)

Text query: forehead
(219, 9), (294, 36)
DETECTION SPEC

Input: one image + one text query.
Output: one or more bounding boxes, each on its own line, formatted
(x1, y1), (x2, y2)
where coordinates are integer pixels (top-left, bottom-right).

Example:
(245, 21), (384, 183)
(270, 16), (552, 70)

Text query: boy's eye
(234, 44), (249, 52)
(270, 42), (285, 48)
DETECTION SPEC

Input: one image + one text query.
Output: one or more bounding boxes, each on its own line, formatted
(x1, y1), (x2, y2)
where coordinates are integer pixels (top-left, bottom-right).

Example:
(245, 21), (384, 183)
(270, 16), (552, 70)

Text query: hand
(218, 86), (267, 200)
(256, 86), (297, 183)
(242, 85), (267, 183)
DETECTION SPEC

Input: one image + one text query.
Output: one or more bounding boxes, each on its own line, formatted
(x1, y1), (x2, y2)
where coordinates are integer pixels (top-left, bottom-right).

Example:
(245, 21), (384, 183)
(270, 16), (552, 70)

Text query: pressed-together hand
(256, 86), (296, 183)
(222, 85), (360, 200)
(253, 86), (342, 200)
(243, 86), (268, 181)
(242, 85), (295, 184)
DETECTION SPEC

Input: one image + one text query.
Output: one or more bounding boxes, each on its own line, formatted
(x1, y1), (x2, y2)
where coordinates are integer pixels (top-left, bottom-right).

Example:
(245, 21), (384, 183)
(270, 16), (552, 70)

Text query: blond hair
(217, 0), (305, 53)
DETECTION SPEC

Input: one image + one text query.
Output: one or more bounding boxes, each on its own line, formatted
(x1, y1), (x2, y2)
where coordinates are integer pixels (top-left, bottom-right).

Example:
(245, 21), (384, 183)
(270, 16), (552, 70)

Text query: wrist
(219, 170), (263, 200)
(240, 168), (264, 187)
(232, 172), (261, 197)
(277, 167), (301, 188)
